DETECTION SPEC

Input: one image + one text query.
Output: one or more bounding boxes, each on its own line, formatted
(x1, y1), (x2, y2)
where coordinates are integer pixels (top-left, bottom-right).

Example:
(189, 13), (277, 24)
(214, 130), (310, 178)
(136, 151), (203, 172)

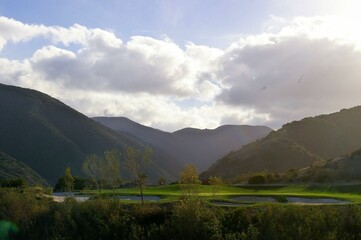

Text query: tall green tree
(125, 146), (153, 204)
(63, 167), (74, 192)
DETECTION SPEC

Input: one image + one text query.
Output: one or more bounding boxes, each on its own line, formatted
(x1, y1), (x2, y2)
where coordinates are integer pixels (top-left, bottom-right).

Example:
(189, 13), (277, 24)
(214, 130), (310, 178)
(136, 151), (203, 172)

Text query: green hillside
(279, 107), (361, 159)
(0, 83), (181, 184)
(202, 106), (361, 180)
(296, 148), (361, 182)
(0, 151), (48, 185)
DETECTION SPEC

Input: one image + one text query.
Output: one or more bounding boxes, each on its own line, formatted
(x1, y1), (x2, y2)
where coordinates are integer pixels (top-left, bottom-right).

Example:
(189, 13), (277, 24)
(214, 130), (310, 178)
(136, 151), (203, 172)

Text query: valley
(2, 1), (361, 239)
(2, 83), (361, 240)
(2, 83), (361, 187)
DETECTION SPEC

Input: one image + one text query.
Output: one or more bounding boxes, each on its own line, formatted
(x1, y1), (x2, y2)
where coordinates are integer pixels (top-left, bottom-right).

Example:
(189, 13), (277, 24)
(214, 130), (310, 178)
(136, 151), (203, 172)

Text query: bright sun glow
(334, 0), (361, 46)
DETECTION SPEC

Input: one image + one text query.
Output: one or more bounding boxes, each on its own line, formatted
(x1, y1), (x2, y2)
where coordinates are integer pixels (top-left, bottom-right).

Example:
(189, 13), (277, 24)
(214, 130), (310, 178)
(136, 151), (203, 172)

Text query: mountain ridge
(201, 106), (361, 180)
(0, 83), (181, 184)
(294, 147), (361, 182)
(93, 117), (272, 171)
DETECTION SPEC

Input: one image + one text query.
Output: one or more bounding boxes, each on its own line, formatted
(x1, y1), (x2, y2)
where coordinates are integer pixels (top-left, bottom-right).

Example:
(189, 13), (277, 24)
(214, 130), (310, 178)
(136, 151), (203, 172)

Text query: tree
(179, 164), (201, 197)
(82, 154), (103, 192)
(208, 176), (223, 199)
(103, 150), (121, 191)
(158, 176), (167, 185)
(125, 146), (153, 204)
(81, 150), (121, 192)
(63, 167), (74, 192)
(73, 177), (87, 190)
(248, 175), (266, 184)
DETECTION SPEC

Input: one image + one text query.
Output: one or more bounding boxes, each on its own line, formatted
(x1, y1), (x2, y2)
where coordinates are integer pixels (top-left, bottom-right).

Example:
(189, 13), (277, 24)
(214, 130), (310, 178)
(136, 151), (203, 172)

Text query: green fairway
(80, 184), (361, 204)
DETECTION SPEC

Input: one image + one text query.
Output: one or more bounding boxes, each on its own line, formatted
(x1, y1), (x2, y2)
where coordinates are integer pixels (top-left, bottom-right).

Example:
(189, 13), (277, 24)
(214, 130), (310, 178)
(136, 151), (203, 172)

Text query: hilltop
(94, 117), (272, 171)
(202, 106), (361, 180)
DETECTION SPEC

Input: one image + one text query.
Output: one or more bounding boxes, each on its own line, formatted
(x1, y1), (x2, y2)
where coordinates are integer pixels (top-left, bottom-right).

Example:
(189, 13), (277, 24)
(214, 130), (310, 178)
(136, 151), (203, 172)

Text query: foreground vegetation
(1, 187), (361, 240)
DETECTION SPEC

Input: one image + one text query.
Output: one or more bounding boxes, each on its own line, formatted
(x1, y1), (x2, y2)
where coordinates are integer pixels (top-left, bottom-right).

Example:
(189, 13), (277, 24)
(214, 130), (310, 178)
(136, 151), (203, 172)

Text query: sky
(1, 0), (361, 131)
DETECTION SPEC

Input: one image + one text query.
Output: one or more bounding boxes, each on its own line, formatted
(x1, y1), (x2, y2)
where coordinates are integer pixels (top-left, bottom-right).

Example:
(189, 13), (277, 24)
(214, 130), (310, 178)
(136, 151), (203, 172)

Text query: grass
(79, 184), (361, 204)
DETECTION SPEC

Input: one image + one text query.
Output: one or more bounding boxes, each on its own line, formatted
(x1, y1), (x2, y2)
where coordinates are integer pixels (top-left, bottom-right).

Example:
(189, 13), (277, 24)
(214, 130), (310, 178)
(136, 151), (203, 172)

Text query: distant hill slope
(0, 83), (181, 184)
(201, 106), (361, 180)
(295, 148), (361, 183)
(0, 151), (48, 185)
(93, 117), (272, 170)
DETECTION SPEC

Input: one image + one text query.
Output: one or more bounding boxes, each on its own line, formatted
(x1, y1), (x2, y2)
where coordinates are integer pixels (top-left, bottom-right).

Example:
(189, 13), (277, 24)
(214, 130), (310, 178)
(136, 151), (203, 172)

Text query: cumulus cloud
(1, 16), (361, 131)
(0, 16), (123, 49)
(29, 35), (222, 97)
(217, 17), (361, 126)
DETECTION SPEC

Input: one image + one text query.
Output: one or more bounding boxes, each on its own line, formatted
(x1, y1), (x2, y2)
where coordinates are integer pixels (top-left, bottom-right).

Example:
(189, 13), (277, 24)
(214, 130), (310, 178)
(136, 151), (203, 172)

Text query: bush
(0, 178), (27, 188)
(167, 198), (222, 240)
(248, 175), (266, 184)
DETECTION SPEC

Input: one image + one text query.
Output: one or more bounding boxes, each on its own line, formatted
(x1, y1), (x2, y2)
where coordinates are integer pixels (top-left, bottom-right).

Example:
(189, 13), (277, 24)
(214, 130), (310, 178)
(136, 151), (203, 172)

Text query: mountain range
(0, 83), (181, 184)
(202, 106), (361, 180)
(0, 83), (270, 185)
(2, 82), (361, 185)
(93, 117), (272, 171)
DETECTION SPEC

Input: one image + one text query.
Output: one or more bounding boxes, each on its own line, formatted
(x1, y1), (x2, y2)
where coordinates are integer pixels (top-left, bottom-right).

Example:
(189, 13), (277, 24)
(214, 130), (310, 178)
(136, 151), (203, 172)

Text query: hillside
(202, 106), (361, 180)
(93, 117), (272, 170)
(0, 151), (48, 185)
(0, 83), (181, 184)
(295, 148), (361, 183)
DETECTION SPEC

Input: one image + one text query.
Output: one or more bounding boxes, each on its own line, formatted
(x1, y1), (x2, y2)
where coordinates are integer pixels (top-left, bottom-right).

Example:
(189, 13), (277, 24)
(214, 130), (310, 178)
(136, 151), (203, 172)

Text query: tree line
(55, 146), (153, 204)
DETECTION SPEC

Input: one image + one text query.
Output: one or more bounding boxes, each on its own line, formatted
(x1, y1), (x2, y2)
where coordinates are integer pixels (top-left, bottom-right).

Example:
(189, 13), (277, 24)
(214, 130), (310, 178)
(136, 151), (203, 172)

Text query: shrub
(0, 178), (27, 188)
(248, 175), (266, 184)
(168, 198), (222, 240)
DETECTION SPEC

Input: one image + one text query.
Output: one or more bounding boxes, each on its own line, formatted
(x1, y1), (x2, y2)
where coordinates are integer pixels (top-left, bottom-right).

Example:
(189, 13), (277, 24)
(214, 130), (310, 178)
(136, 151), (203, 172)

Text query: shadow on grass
(305, 184), (361, 194)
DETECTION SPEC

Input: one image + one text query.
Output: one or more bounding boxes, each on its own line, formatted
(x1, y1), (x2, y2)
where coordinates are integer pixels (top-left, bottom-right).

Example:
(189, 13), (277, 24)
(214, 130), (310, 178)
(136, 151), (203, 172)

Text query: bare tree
(81, 150), (121, 192)
(125, 146), (153, 204)
(103, 150), (121, 192)
(82, 154), (103, 192)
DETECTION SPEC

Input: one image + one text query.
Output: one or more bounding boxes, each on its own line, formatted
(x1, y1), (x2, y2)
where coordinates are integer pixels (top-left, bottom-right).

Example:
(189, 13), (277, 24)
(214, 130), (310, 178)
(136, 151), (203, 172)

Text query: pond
(116, 195), (161, 201)
(51, 193), (161, 202)
(231, 196), (277, 203)
(52, 192), (91, 202)
(286, 197), (349, 204)
(52, 192), (76, 197)
(211, 201), (250, 207)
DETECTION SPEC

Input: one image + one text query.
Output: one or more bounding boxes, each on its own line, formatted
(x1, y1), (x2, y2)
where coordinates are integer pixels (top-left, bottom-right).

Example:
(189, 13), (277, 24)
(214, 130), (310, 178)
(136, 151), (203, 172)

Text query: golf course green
(78, 184), (361, 204)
